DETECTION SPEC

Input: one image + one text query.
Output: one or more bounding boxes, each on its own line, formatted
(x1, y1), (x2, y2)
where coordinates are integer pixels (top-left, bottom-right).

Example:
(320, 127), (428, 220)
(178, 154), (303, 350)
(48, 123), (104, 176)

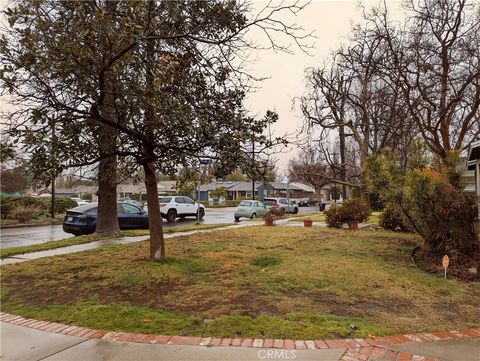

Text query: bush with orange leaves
(402, 167), (477, 256)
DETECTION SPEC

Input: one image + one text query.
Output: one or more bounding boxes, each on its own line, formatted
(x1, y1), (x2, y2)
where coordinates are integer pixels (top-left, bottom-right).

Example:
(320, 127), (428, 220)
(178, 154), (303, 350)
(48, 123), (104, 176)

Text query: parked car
(234, 200), (268, 221)
(298, 197), (318, 207)
(70, 197), (90, 206)
(158, 196), (205, 223)
(63, 202), (148, 236)
(263, 197), (299, 214)
(118, 197), (143, 208)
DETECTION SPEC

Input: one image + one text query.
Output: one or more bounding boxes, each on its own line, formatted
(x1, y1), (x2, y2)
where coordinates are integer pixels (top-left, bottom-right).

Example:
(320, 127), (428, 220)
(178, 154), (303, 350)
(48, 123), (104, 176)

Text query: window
(184, 197), (196, 204)
(175, 197), (185, 204)
(159, 197), (172, 203)
(239, 201), (252, 207)
(279, 199), (287, 204)
(123, 203), (141, 214)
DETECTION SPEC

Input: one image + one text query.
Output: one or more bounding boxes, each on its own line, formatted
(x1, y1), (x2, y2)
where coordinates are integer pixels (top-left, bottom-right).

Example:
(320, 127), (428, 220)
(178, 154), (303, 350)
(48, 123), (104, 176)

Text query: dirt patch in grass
(233, 291), (278, 316)
(1, 227), (479, 339)
(413, 247), (480, 282)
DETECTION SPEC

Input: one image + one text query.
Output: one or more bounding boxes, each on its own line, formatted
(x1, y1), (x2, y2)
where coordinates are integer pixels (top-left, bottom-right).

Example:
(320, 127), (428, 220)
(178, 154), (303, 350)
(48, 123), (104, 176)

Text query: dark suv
(298, 198), (318, 207)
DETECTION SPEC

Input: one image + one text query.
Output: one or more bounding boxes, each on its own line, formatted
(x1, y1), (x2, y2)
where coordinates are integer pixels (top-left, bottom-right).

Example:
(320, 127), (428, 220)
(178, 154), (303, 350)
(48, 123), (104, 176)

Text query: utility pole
(251, 134), (255, 200)
(339, 124), (347, 201)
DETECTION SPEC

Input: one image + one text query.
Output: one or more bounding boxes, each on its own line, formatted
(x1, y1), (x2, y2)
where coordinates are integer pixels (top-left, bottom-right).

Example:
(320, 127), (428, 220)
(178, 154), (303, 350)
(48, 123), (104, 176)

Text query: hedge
(0, 195), (77, 220)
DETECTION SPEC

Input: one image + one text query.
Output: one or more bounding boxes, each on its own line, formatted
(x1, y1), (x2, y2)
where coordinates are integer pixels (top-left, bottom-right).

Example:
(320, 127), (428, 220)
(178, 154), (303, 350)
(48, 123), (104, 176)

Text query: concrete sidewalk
(2, 321), (480, 361)
(0, 322), (345, 361)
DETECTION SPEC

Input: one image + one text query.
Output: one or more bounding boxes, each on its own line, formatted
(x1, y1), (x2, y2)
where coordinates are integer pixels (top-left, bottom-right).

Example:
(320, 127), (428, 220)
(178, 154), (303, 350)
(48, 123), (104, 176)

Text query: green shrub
(379, 203), (412, 232)
(0, 201), (13, 219)
(325, 205), (343, 228)
(325, 199), (371, 228)
(365, 150), (479, 256)
(0, 195), (76, 221)
(338, 199), (371, 223)
(54, 197), (77, 213)
(402, 167), (477, 255)
(10, 205), (44, 222)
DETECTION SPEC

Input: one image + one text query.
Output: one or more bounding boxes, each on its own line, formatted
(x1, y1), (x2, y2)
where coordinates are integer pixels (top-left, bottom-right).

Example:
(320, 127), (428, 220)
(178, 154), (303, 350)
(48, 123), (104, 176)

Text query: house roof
(53, 186), (97, 195)
(228, 182), (261, 191)
(467, 140), (480, 170)
(268, 182), (305, 191)
(199, 181), (314, 193)
(51, 181), (178, 195)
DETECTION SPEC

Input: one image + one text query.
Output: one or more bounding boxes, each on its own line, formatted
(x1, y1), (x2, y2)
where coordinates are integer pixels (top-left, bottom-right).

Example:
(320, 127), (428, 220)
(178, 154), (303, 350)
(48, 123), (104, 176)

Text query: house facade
(43, 181), (178, 202)
(197, 181), (334, 202)
(467, 140), (480, 219)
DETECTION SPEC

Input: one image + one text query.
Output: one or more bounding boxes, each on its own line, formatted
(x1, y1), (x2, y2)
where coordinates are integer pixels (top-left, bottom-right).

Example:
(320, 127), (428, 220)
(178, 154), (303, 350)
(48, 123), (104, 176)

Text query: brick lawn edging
(1, 312), (479, 361)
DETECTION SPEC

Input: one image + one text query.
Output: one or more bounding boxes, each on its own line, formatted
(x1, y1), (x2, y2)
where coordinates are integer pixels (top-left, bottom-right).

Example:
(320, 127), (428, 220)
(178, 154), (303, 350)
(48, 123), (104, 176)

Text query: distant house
(197, 181), (322, 202)
(44, 181), (178, 202)
(467, 140), (480, 218)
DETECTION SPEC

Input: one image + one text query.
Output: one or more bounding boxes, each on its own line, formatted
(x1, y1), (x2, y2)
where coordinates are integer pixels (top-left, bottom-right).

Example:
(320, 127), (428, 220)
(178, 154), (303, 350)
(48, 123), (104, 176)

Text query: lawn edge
(1, 311), (478, 356)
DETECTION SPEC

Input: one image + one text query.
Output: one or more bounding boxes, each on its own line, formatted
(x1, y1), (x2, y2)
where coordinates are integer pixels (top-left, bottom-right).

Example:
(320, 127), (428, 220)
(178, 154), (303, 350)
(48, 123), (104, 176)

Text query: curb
(0, 221), (63, 229)
(1, 312), (479, 361)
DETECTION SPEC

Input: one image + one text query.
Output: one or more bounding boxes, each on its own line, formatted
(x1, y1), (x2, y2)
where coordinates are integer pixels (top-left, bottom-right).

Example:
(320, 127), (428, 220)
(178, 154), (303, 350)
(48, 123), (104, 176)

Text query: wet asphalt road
(0, 206), (318, 248)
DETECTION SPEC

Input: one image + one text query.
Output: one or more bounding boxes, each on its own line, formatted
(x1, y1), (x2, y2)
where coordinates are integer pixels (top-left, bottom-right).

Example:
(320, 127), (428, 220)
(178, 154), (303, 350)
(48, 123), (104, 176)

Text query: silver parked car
(263, 197), (298, 214)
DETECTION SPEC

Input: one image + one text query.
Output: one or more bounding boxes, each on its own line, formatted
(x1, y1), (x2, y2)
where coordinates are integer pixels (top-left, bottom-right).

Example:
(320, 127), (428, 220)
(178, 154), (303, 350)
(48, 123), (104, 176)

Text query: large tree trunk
(95, 151), (119, 235)
(95, 63), (119, 235)
(144, 161), (165, 261)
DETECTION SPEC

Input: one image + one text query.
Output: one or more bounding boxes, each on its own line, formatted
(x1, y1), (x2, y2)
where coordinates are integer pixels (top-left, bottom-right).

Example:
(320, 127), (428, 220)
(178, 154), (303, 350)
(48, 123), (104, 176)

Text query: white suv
(159, 196), (205, 222)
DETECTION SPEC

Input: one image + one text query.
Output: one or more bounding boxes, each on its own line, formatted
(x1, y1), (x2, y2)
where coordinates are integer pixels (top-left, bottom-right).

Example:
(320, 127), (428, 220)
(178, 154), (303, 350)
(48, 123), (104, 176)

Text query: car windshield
(159, 197), (172, 203)
(239, 201), (252, 207)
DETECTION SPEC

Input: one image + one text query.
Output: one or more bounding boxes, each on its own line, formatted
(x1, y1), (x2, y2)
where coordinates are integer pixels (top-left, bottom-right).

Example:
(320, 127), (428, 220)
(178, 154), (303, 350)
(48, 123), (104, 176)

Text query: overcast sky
(0, 0), (406, 176)
(244, 0), (405, 175)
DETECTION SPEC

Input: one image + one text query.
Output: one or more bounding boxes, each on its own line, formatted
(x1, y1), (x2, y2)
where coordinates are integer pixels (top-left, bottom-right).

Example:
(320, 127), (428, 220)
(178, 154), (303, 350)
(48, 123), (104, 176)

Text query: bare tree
(367, 0), (480, 159)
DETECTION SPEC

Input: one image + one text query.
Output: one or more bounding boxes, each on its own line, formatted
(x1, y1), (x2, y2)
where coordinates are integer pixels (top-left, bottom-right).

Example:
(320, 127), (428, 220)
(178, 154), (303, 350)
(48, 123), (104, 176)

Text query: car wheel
(234, 217), (240, 222)
(280, 207), (286, 214)
(293, 207), (298, 214)
(166, 209), (176, 223)
(250, 213), (257, 219)
(199, 208), (205, 220)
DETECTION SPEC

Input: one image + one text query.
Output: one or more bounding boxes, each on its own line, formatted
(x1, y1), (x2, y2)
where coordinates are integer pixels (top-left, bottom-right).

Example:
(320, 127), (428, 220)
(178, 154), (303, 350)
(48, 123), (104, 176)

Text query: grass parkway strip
(0, 223), (233, 259)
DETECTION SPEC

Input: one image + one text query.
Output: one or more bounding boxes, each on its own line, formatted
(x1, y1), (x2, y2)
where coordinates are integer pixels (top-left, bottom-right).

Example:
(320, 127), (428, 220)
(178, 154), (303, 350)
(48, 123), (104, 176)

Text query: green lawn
(289, 211), (382, 224)
(1, 226), (478, 340)
(0, 223), (232, 259)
